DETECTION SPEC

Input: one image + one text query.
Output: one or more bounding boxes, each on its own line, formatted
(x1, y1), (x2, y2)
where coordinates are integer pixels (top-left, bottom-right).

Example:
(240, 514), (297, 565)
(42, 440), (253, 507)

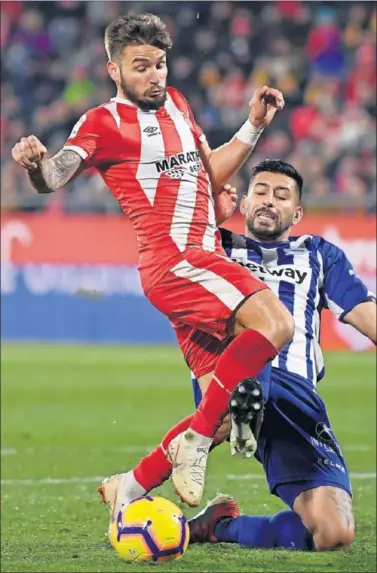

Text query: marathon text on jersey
(156, 150), (201, 174)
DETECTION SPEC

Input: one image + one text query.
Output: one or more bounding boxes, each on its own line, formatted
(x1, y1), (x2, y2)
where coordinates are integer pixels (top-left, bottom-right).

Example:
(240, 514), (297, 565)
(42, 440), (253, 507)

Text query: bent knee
(235, 290), (294, 350)
(262, 300), (295, 351)
(311, 522), (355, 551)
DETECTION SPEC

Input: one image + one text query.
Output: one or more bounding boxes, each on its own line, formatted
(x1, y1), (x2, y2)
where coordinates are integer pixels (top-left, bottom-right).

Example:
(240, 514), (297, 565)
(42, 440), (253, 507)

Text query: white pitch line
(343, 445), (372, 452)
(2, 444), (373, 456)
(0, 446), (154, 456)
(1, 473), (376, 486)
(1, 476), (105, 485)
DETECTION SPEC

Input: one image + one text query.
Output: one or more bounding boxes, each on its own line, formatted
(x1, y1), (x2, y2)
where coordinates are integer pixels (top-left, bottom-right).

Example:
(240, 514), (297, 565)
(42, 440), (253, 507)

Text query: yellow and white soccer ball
(109, 496), (190, 563)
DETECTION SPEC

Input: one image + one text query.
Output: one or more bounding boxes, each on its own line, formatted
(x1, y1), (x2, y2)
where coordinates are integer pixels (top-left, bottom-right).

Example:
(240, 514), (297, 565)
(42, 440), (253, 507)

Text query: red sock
(133, 414), (194, 491)
(190, 329), (277, 437)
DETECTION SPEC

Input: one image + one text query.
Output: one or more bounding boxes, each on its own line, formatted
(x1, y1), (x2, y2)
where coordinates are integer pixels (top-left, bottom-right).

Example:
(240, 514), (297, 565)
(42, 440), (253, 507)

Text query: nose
(149, 67), (161, 85)
(263, 193), (275, 207)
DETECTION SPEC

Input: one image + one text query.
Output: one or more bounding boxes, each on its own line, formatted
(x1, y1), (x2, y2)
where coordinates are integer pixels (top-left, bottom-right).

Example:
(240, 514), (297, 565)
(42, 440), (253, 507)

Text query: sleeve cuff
(63, 145), (88, 160)
(339, 295), (376, 323)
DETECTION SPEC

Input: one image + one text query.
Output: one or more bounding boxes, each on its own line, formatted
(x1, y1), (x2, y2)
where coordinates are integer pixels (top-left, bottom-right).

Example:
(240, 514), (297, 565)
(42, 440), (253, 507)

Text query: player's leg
(129, 360), (271, 497)
(226, 289), (293, 454)
(291, 484), (354, 550)
(98, 341), (223, 525)
(123, 357), (271, 506)
(209, 483), (354, 551)
(170, 291), (291, 504)
(191, 371), (354, 551)
(99, 341), (269, 527)
(150, 250), (293, 505)
(189, 394), (315, 550)
(98, 413), (196, 534)
(276, 373), (355, 550)
(184, 285), (293, 445)
(99, 366), (228, 519)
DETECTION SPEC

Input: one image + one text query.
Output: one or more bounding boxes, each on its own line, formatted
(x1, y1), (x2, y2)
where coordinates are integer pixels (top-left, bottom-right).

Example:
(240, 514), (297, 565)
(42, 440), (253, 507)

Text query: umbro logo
(143, 126), (160, 137)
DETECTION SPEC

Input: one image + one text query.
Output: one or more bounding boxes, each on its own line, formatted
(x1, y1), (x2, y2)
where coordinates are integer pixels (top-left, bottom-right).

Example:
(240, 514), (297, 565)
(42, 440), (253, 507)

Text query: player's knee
(275, 306), (295, 349)
(260, 298), (294, 351)
(235, 291), (294, 350)
(310, 520), (355, 551)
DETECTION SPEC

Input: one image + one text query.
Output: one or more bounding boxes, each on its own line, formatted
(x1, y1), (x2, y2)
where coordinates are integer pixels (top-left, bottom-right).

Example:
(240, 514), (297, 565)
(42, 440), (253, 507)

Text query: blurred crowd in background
(1, 0), (376, 213)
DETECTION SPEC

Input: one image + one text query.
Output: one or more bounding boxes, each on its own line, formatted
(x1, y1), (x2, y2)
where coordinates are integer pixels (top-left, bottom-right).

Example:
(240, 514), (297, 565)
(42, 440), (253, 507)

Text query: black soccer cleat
(229, 377), (263, 458)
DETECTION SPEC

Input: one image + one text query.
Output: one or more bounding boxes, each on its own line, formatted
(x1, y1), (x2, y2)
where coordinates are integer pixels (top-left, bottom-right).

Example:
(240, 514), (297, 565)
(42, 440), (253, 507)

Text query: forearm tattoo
(28, 150), (83, 193)
(329, 487), (355, 530)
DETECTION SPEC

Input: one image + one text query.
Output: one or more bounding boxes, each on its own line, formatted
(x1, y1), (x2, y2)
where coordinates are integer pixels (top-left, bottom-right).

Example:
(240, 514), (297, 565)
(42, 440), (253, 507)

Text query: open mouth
(256, 210), (277, 223)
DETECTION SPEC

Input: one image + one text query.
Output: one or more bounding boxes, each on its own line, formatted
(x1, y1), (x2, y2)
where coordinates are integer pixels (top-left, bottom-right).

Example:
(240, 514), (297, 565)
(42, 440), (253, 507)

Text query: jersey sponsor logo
(143, 126), (160, 137)
(312, 422), (343, 456)
(155, 150), (201, 179)
(231, 258), (309, 285)
(316, 457), (346, 473)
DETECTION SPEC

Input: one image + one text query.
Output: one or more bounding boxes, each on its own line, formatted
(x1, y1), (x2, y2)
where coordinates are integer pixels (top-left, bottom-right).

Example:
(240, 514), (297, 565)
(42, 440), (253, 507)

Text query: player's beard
(119, 70), (167, 111)
(246, 216), (292, 242)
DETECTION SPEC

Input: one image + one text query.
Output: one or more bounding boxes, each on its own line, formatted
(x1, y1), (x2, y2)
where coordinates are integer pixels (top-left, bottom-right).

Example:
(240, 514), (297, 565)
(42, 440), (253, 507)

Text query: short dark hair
(105, 13), (173, 61)
(249, 159), (303, 199)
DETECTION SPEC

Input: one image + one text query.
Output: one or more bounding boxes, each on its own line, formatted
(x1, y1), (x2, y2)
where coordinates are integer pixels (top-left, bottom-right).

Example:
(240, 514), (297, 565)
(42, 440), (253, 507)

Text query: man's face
(107, 44), (168, 111)
(241, 171), (303, 241)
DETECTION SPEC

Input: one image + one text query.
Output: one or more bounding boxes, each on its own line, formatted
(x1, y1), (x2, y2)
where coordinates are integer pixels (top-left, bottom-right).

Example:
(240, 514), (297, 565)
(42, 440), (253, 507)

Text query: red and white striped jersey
(64, 87), (222, 291)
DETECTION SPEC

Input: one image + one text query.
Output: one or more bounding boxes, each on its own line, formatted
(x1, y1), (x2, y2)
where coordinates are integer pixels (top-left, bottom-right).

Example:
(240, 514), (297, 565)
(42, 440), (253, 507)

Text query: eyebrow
(132, 57), (151, 64)
(131, 55), (166, 64)
(255, 182), (291, 192)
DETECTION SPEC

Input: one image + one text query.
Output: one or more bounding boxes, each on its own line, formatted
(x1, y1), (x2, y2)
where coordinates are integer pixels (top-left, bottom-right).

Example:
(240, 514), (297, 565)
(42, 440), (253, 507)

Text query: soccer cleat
(98, 473), (131, 540)
(168, 430), (211, 507)
(229, 377), (263, 458)
(188, 493), (240, 543)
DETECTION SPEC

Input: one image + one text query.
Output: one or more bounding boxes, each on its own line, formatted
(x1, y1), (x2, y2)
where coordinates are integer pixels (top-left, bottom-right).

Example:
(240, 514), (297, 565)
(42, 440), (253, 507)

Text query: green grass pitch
(1, 344), (376, 572)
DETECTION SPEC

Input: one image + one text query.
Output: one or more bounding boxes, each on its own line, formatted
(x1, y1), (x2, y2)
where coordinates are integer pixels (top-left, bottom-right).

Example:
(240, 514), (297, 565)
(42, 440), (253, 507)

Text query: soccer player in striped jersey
(12, 13), (293, 513)
(187, 159), (376, 551)
(113, 159), (375, 552)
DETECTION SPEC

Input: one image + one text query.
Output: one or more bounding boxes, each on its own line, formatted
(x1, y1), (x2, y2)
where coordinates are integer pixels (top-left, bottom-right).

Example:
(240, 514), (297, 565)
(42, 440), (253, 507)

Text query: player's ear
(107, 60), (120, 84)
(292, 205), (303, 227)
(240, 195), (247, 215)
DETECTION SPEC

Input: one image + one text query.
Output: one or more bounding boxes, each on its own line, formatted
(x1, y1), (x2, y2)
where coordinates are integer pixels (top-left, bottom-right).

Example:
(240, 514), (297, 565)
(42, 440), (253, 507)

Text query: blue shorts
(192, 367), (352, 508)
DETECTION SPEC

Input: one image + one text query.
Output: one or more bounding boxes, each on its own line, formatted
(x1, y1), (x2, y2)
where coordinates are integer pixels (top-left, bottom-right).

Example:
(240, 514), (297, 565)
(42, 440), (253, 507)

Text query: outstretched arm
(12, 136), (84, 194)
(343, 301), (376, 344)
(200, 86), (285, 192)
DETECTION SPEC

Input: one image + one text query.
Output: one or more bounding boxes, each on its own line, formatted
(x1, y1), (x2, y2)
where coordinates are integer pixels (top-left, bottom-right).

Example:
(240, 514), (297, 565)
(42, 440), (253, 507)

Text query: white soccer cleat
(168, 430), (212, 507)
(98, 473), (134, 540)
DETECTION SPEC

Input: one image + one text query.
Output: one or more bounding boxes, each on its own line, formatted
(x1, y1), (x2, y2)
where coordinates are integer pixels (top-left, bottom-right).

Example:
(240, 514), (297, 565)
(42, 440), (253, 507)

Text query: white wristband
(235, 121), (264, 147)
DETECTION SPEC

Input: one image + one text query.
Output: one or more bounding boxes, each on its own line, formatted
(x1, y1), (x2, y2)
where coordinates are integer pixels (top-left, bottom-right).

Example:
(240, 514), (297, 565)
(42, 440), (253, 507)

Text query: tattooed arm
(28, 150), (84, 194)
(12, 136), (84, 194)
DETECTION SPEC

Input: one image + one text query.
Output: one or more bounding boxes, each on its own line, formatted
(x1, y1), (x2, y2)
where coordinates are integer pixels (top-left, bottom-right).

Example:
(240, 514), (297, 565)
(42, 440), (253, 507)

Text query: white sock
(121, 470), (147, 503)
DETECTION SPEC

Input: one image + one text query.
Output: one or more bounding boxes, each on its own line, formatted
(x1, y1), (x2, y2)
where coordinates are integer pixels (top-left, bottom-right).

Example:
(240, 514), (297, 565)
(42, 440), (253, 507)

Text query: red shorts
(173, 321), (231, 377)
(146, 247), (268, 373)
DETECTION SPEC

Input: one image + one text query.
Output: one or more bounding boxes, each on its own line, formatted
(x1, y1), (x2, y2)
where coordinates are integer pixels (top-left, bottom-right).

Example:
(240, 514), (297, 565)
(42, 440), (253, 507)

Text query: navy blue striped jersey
(220, 228), (375, 385)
